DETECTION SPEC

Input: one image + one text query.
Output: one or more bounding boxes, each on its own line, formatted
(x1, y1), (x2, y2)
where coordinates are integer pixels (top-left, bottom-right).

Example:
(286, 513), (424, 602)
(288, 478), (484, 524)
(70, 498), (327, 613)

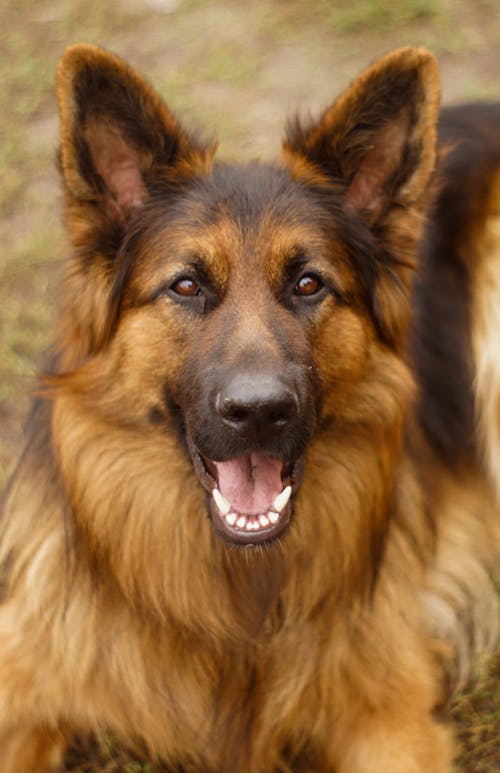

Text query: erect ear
(55, 45), (214, 365)
(283, 47), (440, 223)
(57, 44), (212, 224)
(282, 48), (440, 345)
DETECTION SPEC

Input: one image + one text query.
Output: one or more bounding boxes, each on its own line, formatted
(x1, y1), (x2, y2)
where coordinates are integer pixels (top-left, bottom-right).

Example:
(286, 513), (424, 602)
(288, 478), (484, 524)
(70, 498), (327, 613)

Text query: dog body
(0, 47), (498, 772)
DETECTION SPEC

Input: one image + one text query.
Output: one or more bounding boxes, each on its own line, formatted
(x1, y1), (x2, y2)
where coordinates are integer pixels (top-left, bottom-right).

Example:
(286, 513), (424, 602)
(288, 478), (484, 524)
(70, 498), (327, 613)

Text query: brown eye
(170, 277), (201, 297)
(294, 273), (323, 296)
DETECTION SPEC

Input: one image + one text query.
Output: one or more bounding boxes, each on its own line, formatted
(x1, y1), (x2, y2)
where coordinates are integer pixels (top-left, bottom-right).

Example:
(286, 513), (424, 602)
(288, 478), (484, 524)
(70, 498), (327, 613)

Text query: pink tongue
(215, 453), (283, 515)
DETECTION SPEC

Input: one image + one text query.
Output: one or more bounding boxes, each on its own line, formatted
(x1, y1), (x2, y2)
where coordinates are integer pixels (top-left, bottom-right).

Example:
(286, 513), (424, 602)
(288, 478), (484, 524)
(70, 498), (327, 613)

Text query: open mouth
(189, 442), (302, 545)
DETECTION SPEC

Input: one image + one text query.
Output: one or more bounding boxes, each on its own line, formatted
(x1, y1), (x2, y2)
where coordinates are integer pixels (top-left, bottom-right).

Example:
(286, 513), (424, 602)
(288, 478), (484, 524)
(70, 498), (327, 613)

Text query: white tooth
(252, 520), (261, 530)
(268, 511), (279, 524)
(212, 488), (231, 516)
(237, 516), (246, 529)
(272, 485), (292, 513)
(226, 513), (237, 526)
(259, 515), (269, 527)
(245, 520), (254, 531)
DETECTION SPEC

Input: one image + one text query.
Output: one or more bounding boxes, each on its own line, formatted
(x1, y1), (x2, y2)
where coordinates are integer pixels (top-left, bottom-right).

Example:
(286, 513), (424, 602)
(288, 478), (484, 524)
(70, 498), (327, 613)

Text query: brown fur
(0, 45), (498, 772)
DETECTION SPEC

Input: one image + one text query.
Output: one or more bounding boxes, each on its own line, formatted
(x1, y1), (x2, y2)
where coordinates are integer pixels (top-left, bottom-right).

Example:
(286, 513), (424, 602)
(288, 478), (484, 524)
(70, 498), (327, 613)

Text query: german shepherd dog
(0, 44), (498, 772)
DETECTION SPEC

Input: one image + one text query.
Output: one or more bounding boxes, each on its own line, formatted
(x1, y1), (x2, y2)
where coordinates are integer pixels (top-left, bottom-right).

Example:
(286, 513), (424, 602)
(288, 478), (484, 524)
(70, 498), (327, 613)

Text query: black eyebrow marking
(185, 257), (216, 287)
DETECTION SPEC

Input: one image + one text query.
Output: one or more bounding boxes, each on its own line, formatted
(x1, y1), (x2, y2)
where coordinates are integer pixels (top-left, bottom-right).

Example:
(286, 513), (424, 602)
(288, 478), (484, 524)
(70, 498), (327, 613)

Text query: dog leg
(1, 725), (66, 773)
(333, 713), (454, 773)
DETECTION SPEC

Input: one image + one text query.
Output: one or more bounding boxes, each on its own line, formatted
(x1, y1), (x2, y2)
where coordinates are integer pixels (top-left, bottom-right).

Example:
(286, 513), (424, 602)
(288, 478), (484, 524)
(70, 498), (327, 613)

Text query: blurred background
(0, 1), (499, 770)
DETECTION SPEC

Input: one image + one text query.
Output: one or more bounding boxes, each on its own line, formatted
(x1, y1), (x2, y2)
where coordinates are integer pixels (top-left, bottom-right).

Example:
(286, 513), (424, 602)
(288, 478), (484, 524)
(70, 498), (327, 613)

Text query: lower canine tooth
(212, 488), (231, 516)
(259, 515), (269, 527)
(272, 485), (292, 513)
(226, 513), (237, 526)
(236, 516), (246, 529)
(268, 511), (279, 524)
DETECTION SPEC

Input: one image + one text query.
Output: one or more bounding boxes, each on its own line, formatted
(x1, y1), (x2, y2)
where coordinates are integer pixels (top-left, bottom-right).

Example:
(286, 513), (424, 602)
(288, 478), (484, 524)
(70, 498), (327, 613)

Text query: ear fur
(55, 45), (215, 364)
(57, 44), (212, 223)
(282, 47), (441, 345)
(283, 47), (440, 221)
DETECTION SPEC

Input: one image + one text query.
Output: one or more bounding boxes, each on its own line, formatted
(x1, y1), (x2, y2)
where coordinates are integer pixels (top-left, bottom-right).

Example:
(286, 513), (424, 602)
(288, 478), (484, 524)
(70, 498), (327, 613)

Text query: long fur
(0, 45), (498, 772)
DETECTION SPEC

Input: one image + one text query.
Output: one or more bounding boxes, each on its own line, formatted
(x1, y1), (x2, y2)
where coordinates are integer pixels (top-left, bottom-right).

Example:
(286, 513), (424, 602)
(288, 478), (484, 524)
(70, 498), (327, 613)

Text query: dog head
(55, 44), (440, 547)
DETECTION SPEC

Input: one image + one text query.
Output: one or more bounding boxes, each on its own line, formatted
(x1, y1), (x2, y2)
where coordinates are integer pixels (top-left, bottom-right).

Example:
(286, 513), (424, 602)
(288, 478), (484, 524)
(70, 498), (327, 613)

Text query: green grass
(318, 0), (444, 32)
(452, 654), (500, 772)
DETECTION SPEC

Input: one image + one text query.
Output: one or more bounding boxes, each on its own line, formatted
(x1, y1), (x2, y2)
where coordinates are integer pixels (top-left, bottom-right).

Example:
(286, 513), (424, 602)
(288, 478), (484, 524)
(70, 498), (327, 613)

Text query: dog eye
(294, 273), (324, 297)
(170, 277), (201, 297)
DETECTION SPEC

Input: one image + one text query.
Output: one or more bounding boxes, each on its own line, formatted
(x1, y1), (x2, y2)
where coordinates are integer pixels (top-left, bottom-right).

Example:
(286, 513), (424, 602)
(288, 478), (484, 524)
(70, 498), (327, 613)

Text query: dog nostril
(266, 394), (299, 424)
(221, 399), (249, 423)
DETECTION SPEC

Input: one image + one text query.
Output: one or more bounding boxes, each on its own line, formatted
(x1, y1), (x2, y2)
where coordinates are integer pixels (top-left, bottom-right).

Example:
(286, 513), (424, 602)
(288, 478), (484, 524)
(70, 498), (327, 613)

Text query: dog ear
(55, 45), (214, 364)
(282, 48), (440, 345)
(283, 47), (440, 223)
(57, 44), (211, 224)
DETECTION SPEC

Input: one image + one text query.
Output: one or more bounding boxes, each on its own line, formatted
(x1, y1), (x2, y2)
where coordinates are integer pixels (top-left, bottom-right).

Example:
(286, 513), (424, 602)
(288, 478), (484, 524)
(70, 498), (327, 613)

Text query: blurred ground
(0, 0), (499, 770)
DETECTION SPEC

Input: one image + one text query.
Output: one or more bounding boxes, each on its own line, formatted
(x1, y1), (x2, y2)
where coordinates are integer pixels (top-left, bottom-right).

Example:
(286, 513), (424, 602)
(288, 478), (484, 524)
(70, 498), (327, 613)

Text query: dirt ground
(0, 0), (499, 770)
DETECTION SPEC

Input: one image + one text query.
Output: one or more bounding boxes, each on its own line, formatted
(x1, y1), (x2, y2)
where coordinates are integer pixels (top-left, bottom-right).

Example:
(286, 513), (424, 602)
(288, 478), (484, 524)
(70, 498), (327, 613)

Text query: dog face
(111, 163), (377, 545)
(56, 45), (440, 546)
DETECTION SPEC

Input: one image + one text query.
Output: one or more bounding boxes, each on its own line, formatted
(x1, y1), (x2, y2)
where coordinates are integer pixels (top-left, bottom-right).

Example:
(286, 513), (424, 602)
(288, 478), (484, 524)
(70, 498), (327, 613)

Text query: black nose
(216, 374), (300, 439)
